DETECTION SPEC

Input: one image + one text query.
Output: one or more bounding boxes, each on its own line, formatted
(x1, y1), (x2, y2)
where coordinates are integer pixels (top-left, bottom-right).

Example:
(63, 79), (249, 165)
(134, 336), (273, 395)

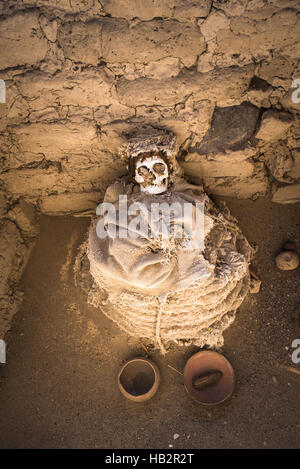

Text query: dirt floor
(0, 197), (299, 449)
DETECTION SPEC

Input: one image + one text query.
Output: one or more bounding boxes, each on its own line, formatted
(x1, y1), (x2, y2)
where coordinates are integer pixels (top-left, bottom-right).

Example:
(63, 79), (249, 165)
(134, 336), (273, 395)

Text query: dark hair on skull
(119, 131), (183, 185)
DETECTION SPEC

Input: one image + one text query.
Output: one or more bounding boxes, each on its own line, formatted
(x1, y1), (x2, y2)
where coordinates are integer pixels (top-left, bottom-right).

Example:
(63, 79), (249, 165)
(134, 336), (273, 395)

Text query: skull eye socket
(137, 165), (150, 176)
(153, 163), (166, 174)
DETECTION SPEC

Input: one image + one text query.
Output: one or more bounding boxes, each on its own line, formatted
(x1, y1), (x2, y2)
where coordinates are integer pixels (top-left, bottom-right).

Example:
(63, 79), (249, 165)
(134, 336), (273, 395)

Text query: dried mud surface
(0, 0), (299, 215)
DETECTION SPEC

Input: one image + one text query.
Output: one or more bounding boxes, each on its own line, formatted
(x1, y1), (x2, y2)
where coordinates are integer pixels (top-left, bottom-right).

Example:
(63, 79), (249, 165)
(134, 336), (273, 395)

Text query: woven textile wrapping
(86, 175), (252, 353)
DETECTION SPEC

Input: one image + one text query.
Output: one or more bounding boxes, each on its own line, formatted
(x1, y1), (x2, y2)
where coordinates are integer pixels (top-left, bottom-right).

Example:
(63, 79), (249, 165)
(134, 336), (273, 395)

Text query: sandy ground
(0, 197), (299, 449)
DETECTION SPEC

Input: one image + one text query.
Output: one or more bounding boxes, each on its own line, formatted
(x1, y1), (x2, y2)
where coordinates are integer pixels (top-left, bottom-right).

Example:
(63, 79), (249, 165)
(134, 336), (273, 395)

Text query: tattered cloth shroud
(86, 176), (252, 353)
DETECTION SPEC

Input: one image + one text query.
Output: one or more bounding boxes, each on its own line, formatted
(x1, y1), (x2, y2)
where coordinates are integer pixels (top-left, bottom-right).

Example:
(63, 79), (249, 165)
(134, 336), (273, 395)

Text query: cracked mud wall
(0, 0), (299, 216)
(0, 192), (39, 338)
(0, 0), (299, 336)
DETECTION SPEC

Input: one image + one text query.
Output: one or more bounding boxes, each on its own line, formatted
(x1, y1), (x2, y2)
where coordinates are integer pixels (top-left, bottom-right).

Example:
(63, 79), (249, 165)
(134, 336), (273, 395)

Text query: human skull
(135, 155), (169, 194)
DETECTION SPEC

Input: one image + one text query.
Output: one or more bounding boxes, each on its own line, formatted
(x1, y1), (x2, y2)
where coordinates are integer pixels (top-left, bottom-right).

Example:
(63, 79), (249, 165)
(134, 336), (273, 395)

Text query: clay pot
(276, 250), (299, 271)
(118, 358), (160, 402)
(184, 350), (235, 405)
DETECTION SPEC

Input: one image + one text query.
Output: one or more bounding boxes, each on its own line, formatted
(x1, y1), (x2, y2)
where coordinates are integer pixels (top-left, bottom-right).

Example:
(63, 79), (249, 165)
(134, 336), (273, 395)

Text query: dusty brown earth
(0, 197), (299, 449)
